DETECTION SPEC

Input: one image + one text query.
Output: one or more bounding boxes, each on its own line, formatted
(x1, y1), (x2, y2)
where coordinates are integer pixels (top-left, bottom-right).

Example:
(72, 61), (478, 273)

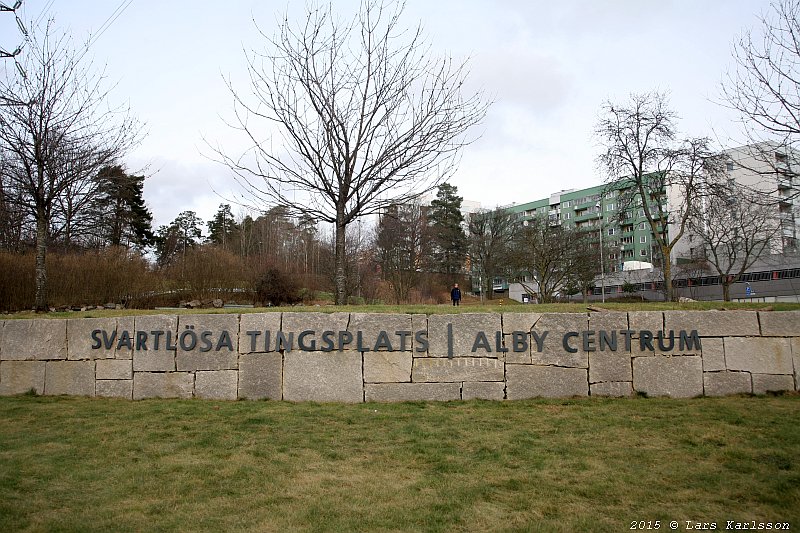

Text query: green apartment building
(505, 182), (667, 274)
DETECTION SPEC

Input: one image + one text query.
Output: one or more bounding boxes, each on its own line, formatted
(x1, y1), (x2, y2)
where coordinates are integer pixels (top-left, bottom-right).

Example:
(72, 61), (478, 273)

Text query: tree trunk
(662, 244), (673, 301)
(34, 212), (48, 312)
(334, 215), (347, 305)
(722, 282), (731, 302)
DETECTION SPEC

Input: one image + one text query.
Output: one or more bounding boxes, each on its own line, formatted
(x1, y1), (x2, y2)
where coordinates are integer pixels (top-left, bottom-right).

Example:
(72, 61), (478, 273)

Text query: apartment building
(506, 181), (667, 273)
(507, 143), (799, 276)
(719, 143), (798, 252)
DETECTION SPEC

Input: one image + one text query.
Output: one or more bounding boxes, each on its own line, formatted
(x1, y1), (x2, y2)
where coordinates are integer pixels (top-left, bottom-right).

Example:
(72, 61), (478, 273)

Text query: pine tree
(93, 165), (154, 248)
(428, 183), (467, 275)
(206, 204), (237, 250)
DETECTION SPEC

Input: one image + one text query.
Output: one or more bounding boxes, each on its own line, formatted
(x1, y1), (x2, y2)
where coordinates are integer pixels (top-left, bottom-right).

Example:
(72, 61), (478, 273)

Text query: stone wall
(0, 311), (797, 401)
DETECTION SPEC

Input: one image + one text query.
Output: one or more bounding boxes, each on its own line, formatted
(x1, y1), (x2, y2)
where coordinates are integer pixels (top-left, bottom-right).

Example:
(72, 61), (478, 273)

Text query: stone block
(588, 312), (628, 331)
(590, 381), (633, 397)
(701, 338), (726, 372)
(533, 313), (589, 336)
(752, 374), (795, 395)
(133, 372), (194, 399)
(238, 353), (282, 400)
(530, 341), (588, 368)
(0, 319), (66, 360)
(793, 338), (800, 391)
(67, 318), (115, 359)
(663, 311), (759, 337)
(132, 315), (177, 372)
(501, 313), (542, 334)
(96, 379), (132, 399)
(462, 381), (505, 400)
(195, 370), (238, 400)
(759, 311), (800, 337)
(506, 365), (588, 399)
(588, 352), (632, 383)
(703, 372), (751, 397)
(44, 361), (95, 396)
(0, 361), (45, 395)
(724, 337), (793, 375)
(501, 314), (538, 364)
(427, 313), (502, 358)
(281, 312), (350, 351)
(364, 382), (461, 402)
(176, 314), (239, 371)
(503, 334), (531, 364)
(528, 314), (590, 368)
(96, 359), (132, 380)
(628, 312), (663, 336)
(239, 313), (282, 353)
(363, 352), (412, 383)
(114, 317), (135, 359)
(283, 352), (363, 402)
(412, 357), (503, 383)
(349, 313), (413, 352)
(632, 356), (703, 398)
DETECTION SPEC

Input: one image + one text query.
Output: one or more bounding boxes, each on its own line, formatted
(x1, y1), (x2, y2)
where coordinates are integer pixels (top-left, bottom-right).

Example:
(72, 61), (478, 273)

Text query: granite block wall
(0, 311), (797, 401)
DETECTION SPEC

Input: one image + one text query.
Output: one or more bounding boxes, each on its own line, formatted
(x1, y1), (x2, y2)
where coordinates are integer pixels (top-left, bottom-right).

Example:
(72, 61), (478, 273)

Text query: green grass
(5, 300), (800, 319)
(0, 395), (798, 532)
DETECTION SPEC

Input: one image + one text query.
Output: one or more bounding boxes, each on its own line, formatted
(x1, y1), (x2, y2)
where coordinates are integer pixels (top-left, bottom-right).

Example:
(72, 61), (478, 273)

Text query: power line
(85, 0), (133, 52)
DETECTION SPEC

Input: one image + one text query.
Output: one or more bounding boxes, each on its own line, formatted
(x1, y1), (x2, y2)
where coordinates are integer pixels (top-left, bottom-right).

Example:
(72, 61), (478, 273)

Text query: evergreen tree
(206, 204), (237, 250)
(428, 183), (467, 275)
(154, 211), (203, 267)
(93, 165), (154, 248)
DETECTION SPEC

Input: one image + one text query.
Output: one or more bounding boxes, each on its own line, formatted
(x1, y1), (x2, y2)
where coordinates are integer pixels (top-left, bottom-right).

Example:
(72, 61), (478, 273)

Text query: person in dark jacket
(450, 283), (462, 306)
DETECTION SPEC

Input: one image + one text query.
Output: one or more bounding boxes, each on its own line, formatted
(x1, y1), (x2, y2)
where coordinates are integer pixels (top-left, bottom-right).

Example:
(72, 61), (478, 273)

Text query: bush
(254, 267), (301, 306)
(0, 248), (155, 311)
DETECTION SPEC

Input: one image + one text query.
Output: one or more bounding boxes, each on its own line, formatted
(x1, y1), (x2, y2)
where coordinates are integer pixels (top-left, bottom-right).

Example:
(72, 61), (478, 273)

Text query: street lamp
(596, 202), (606, 303)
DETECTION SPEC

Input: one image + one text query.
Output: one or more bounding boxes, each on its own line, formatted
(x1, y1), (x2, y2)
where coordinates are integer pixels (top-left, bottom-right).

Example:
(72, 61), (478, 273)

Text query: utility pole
(596, 201), (606, 303)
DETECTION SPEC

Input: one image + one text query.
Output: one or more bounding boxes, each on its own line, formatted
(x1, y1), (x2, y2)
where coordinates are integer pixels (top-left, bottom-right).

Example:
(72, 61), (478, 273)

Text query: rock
(212, 298), (224, 308)
(185, 300), (202, 309)
(724, 337), (793, 374)
(506, 365), (588, 399)
(104, 303), (116, 309)
(678, 297), (695, 302)
(632, 355), (703, 398)
(364, 382), (460, 402)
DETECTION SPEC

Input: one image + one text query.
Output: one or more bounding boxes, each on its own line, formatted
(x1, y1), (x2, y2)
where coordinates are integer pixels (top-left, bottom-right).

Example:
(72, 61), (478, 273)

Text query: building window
(606, 203), (615, 211)
(638, 209), (645, 217)
(641, 249), (648, 256)
(639, 222), (647, 230)
(563, 201), (571, 208)
(726, 161), (734, 172)
(640, 235), (647, 243)
(607, 227), (615, 236)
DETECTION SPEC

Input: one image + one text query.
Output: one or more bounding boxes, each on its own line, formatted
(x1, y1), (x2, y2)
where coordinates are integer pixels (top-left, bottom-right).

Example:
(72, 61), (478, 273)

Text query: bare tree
(596, 92), (723, 301)
(374, 202), (429, 303)
(468, 207), (515, 300)
(722, 0), (800, 184)
(212, 0), (488, 305)
(689, 182), (781, 301)
(0, 21), (140, 310)
(511, 215), (597, 303)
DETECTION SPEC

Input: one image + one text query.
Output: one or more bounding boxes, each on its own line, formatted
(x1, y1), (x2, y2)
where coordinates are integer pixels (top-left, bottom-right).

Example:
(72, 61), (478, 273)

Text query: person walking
(450, 283), (462, 306)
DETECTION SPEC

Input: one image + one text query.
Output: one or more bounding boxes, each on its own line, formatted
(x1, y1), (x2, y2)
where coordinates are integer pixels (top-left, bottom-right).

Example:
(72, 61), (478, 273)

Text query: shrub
(254, 267), (301, 306)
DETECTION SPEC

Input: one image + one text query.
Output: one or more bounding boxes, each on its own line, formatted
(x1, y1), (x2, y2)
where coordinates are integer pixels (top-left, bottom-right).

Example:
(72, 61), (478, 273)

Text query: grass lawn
(0, 395), (798, 532)
(5, 299), (800, 320)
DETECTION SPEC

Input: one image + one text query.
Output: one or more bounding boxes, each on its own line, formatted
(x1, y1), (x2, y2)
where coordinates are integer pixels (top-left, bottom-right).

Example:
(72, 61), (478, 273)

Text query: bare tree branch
(209, 0), (489, 304)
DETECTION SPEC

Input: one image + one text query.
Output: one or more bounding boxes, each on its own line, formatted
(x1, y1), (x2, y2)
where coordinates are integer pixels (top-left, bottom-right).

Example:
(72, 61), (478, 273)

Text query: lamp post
(596, 202), (605, 303)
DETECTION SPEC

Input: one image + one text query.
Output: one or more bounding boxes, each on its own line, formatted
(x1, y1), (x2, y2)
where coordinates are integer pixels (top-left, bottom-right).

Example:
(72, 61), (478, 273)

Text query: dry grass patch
(0, 396), (798, 531)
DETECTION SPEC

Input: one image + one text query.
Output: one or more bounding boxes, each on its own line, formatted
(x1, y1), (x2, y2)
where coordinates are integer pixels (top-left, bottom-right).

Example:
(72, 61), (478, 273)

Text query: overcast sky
(1, 0), (772, 230)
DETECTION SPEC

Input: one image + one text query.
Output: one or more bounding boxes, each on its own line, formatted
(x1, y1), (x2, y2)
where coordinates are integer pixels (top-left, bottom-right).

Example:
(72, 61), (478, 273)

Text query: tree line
(2, 0), (798, 309)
